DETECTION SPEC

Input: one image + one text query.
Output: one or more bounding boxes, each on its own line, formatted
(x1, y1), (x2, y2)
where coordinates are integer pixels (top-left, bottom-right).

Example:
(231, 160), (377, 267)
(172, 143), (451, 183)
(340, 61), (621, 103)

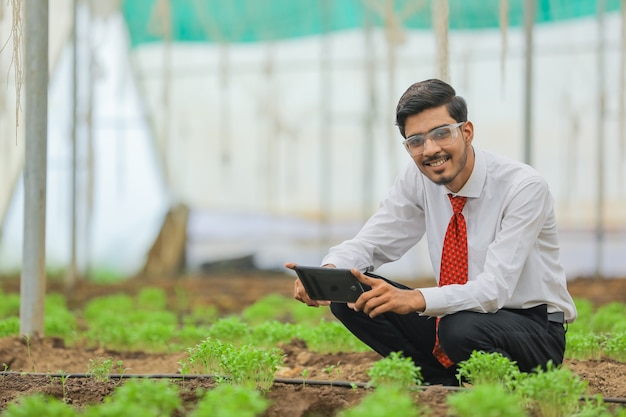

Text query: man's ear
(462, 121), (474, 144)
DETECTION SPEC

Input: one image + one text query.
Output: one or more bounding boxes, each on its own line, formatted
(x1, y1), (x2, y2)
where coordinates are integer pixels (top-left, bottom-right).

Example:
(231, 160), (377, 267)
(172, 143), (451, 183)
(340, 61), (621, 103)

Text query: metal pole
(66, 0), (78, 290)
(432, 0), (449, 82)
(617, 0), (626, 190)
(363, 6), (376, 221)
(523, 0), (534, 166)
(319, 0), (331, 243)
(20, 0), (49, 337)
(385, 0), (398, 178)
(594, 0), (606, 278)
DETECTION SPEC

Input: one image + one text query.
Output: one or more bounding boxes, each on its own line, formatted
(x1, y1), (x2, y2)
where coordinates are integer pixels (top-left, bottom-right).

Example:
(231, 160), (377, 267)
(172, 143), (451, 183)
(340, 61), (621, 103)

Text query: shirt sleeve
(421, 176), (553, 317)
(322, 166), (427, 271)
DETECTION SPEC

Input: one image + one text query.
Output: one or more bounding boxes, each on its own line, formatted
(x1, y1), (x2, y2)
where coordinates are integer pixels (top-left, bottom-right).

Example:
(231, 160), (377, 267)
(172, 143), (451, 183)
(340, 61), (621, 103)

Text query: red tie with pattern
(432, 194), (468, 368)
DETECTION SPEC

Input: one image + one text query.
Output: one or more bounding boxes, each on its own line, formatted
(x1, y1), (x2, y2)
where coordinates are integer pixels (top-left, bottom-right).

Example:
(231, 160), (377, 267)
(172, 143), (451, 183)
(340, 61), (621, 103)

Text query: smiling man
(286, 78), (577, 386)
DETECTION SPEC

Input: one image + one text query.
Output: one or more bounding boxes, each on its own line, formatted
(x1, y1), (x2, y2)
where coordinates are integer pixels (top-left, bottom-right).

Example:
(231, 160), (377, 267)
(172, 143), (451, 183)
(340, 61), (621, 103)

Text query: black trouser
(330, 278), (566, 385)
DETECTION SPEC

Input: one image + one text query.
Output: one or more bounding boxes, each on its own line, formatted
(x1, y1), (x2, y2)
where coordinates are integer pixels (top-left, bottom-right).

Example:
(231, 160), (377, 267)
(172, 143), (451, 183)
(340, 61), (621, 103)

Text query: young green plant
(515, 361), (588, 417)
(366, 351), (422, 389)
(86, 357), (114, 382)
(447, 384), (525, 417)
(337, 385), (422, 417)
(456, 350), (520, 388)
(189, 384), (270, 417)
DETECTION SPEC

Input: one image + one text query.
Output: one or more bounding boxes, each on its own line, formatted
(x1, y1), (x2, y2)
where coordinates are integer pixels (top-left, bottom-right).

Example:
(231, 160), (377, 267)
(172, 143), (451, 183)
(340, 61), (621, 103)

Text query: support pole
(67, 0), (78, 290)
(522, 0), (534, 166)
(20, 0), (49, 337)
(432, 0), (449, 82)
(363, 7), (376, 221)
(617, 0), (626, 191)
(594, 0), (606, 278)
(319, 0), (332, 244)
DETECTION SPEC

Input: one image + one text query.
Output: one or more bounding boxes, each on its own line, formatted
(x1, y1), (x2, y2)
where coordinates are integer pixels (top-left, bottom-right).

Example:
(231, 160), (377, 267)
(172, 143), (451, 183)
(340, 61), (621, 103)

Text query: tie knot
(448, 195), (467, 213)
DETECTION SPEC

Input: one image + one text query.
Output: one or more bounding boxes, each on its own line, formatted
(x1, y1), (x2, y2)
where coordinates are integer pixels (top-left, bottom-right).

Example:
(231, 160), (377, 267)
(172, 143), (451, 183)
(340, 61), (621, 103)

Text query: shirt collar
(444, 146), (485, 199)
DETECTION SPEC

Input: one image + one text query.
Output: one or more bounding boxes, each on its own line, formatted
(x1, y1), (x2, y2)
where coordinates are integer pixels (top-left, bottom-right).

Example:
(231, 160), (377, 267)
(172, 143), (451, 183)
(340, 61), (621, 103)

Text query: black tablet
(294, 266), (365, 303)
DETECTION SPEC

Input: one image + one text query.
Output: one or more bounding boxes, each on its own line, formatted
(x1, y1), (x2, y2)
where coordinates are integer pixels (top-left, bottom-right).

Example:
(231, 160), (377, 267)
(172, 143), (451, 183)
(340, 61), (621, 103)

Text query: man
(286, 78), (576, 386)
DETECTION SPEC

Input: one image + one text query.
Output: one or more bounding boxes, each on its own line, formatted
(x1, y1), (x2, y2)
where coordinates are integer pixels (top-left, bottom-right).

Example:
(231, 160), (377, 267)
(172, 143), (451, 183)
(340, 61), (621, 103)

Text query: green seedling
(323, 362), (342, 378)
(515, 361), (588, 417)
(87, 357), (114, 382)
(23, 335), (35, 372)
(456, 351), (520, 388)
(174, 324), (212, 349)
(366, 351), (422, 389)
(291, 300), (331, 324)
(85, 308), (177, 352)
(297, 320), (370, 353)
(207, 316), (251, 346)
(82, 378), (181, 417)
(44, 294), (78, 342)
(56, 370), (71, 403)
(1, 393), (77, 417)
(219, 344), (284, 391)
(116, 360), (126, 374)
(590, 302), (626, 334)
(0, 317), (19, 337)
(249, 320), (297, 348)
(301, 368), (310, 387)
(242, 294), (292, 324)
(181, 337), (283, 391)
(137, 287), (168, 311)
(575, 394), (614, 417)
(0, 293), (20, 318)
(183, 305), (219, 326)
(179, 337), (231, 375)
(189, 384), (270, 417)
(337, 385), (422, 417)
(447, 384), (525, 417)
(603, 332), (626, 362)
(565, 332), (606, 361)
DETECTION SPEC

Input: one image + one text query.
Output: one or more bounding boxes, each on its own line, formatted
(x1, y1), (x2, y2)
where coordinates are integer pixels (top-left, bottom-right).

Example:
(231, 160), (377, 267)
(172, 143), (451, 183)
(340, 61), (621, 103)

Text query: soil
(1, 273), (625, 416)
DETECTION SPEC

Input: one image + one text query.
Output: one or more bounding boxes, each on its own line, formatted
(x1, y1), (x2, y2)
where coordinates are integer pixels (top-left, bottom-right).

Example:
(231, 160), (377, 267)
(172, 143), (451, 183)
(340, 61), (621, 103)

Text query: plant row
(3, 350), (625, 417)
(1, 289), (624, 362)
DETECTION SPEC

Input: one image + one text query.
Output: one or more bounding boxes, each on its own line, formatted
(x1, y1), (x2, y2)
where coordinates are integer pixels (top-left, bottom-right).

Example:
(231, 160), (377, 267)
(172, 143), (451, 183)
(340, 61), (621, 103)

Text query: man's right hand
(284, 262), (331, 307)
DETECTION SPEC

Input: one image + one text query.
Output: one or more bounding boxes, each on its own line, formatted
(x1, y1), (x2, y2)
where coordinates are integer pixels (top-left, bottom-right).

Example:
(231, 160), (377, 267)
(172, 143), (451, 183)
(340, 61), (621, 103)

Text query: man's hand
(350, 268), (425, 317)
(284, 262), (331, 307)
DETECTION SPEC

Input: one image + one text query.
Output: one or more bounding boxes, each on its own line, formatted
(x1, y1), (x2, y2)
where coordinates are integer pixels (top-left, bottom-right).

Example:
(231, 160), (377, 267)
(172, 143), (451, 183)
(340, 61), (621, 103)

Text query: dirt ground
(1, 273), (626, 416)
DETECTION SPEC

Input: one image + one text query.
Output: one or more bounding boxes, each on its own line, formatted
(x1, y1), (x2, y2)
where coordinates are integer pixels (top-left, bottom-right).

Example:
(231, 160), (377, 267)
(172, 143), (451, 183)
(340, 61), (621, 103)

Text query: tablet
(294, 266), (365, 303)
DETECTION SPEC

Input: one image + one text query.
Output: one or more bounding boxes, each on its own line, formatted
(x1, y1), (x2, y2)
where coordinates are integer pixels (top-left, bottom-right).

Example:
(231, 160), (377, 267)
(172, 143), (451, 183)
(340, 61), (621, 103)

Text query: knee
(438, 313), (482, 361)
(330, 301), (352, 321)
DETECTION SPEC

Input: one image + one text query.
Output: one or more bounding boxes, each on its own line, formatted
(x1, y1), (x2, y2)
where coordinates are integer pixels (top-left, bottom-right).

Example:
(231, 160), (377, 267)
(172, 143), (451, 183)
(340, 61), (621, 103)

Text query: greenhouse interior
(0, 1), (625, 415)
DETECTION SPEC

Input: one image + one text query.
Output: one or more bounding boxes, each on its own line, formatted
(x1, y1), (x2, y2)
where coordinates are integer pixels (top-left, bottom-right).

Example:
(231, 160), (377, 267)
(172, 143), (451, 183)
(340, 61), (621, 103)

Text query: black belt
(548, 311), (565, 323)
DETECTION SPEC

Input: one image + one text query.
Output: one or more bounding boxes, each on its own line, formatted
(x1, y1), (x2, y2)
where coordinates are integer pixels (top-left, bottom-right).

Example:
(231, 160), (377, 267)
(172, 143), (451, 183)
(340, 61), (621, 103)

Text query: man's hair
(395, 79), (468, 138)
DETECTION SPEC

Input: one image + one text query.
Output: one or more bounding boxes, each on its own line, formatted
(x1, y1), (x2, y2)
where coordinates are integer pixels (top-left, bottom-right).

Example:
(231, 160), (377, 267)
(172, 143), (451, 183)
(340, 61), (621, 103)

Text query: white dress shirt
(322, 147), (577, 322)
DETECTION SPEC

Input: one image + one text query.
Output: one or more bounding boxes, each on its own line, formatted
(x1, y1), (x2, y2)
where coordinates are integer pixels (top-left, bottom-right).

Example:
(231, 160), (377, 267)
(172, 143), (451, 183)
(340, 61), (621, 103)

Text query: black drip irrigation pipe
(1, 372), (625, 404)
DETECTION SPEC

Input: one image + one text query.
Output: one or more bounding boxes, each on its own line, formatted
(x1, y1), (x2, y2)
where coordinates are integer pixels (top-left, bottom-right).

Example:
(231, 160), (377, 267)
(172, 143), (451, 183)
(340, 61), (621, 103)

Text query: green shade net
(122, 0), (621, 47)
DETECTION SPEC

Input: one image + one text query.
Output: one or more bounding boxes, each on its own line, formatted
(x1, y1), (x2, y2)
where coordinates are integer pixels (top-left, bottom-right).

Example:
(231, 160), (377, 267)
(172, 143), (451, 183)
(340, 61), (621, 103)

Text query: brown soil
(1, 273), (625, 416)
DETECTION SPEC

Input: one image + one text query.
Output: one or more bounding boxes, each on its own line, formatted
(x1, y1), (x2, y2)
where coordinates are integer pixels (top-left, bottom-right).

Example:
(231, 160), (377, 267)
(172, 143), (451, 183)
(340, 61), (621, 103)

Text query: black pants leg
(330, 280), (566, 384)
(439, 307), (566, 373)
(331, 301), (459, 384)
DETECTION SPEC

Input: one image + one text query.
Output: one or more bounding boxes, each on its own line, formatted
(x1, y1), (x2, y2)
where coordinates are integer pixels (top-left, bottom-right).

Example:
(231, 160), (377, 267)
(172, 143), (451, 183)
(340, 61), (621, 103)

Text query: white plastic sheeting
(1, 8), (625, 279)
(0, 10), (169, 275)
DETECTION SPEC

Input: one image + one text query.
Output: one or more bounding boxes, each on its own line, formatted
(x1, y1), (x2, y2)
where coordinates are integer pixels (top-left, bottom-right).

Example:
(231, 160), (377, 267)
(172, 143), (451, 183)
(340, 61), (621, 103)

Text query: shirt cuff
(418, 286), (448, 317)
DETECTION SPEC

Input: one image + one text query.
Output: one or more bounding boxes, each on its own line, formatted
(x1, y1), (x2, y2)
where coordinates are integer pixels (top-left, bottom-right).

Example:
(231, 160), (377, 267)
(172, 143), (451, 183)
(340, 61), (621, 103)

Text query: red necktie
(432, 194), (468, 368)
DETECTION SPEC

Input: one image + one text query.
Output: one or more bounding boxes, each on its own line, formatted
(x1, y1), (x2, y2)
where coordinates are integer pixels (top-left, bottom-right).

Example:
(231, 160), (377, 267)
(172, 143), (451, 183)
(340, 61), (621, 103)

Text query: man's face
(403, 105), (474, 193)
